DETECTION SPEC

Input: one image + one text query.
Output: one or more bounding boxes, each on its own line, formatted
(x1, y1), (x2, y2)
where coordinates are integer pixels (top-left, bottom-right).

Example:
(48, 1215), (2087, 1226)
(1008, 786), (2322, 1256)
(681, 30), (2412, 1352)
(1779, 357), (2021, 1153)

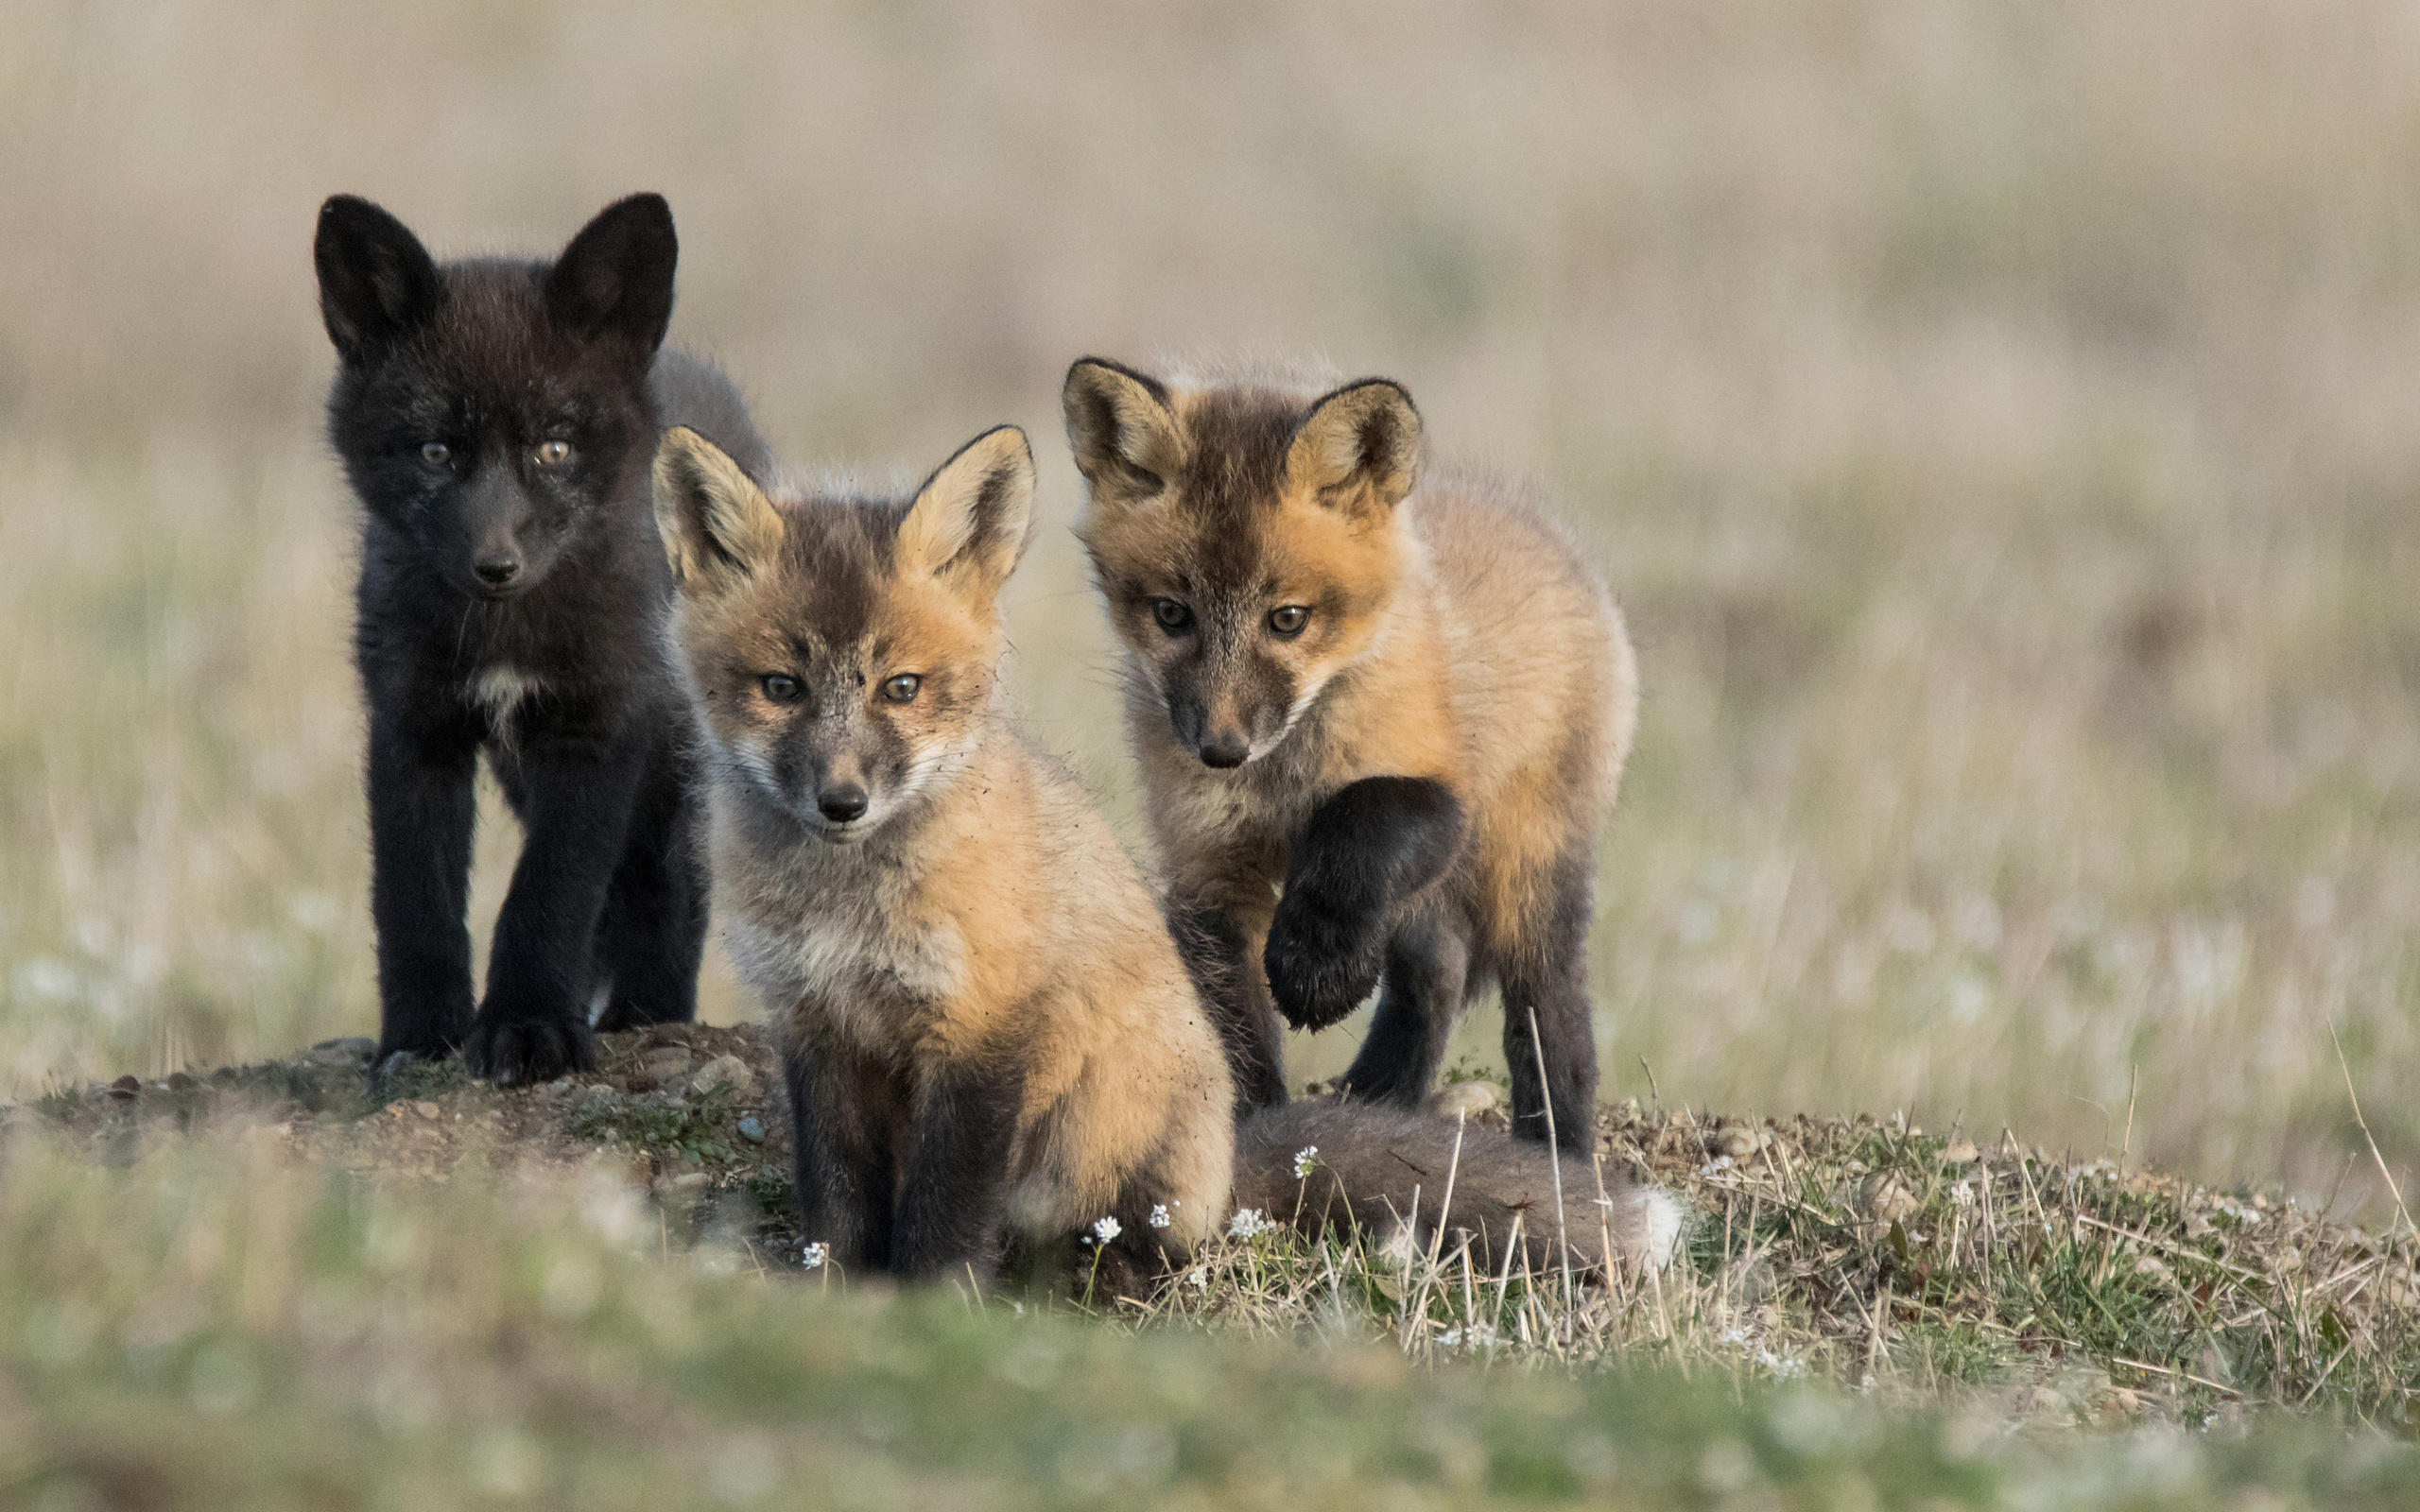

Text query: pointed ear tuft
(653, 426), (784, 593)
(545, 193), (678, 357)
(897, 425), (1036, 596)
(1285, 379), (1423, 517)
(314, 196), (441, 364)
(1062, 358), (1182, 505)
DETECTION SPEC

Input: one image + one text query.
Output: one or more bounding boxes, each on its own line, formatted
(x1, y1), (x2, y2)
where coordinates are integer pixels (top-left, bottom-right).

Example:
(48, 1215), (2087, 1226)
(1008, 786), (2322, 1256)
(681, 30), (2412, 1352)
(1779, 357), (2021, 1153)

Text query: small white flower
(1228, 1209), (1271, 1239)
(1439, 1324), (1499, 1349)
(801, 1242), (828, 1270)
(1292, 1145), (1320, 1178)
(1091, 1215), (1122, 1246)
(1186, 1265), (1210, 1290)
(1149, 1204), (1171, 1229)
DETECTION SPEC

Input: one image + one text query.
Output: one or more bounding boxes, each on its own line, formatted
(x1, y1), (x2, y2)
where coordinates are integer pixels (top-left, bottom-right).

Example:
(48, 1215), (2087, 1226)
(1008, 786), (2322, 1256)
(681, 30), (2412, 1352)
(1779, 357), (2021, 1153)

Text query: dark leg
(1497, 848), (1600, 1145)
(1167, 890), (1288, 1113)
(890, 1056), (1027, 1281)
(365, 712), (481, 1065)
(1338, 908), (1472, 1108)
(593, 737), (706, 1031)
(1265, 776), (1464, 1031)
(785, 1038), (898, 1271)
(462, 738), (646, 1084)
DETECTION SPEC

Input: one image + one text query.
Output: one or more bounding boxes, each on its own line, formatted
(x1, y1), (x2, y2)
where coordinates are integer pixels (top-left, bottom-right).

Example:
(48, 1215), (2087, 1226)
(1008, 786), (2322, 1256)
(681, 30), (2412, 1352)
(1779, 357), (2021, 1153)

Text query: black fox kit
(651, 424), (1235, 1280)
(654, 424), (1677, 1286)
(316, 192), (770, 1085)
(1064, 358), (1637, 1145)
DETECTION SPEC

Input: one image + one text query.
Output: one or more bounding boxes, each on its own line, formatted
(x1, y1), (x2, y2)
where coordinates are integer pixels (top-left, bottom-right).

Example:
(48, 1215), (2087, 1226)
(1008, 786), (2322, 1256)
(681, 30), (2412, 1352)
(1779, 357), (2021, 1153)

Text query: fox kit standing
(1063, 359), (1637, 1144)
(316, 193), (771, 1084)
(652, 424), (1234, 1280)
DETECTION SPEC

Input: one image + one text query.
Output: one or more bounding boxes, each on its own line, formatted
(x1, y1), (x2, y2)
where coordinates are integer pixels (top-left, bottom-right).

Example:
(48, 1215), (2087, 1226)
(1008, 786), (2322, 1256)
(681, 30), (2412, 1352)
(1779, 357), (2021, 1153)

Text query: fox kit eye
(536, 440), (575, 467)
(881, 674), (921, 704)
(420, 441), (451, 467)
(759, 674), (802, 704)
(1268, 605), (1309, 637)
(1150, 598), (1194, 634)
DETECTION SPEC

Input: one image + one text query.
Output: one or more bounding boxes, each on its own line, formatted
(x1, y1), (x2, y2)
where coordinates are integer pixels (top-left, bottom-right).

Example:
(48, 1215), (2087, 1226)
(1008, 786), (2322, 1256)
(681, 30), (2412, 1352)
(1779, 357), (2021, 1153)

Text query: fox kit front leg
(463, 738), (648, 1084)
(1264, 776), (1464, 1030)
(890, 1057), (1026, 1281)
(365, 709), (480, 1069)
(1167, 885), (1289, 1112)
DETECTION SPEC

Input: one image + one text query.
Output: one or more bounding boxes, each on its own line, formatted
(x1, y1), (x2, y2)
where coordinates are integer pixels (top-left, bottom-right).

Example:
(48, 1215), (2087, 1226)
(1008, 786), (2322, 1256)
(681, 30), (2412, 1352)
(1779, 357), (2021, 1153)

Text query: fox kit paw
(462, 1012), (595, 1087)
(1265, 896), (1387, 1030)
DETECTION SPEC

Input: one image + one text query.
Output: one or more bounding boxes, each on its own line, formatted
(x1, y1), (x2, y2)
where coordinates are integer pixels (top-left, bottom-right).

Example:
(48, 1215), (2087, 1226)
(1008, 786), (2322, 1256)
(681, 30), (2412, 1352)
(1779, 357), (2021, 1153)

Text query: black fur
(1264, 776), (1464, 1029)
(318, 192), (770, 1086)
(783, 1034), (1028, 1281)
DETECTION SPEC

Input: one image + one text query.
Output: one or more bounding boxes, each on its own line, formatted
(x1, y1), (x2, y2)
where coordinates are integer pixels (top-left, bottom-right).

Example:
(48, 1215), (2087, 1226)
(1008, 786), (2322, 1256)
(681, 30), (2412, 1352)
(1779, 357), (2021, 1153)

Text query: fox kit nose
(475, 556), (522, 587)
(1197, 732), (1250, 769)
(818, 784), (869, 823)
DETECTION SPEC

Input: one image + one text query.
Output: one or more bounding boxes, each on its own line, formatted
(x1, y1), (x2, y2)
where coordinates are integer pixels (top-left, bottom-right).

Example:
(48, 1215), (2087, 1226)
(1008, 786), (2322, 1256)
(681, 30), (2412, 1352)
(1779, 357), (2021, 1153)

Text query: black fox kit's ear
(1286, 379), (1423, 518)
(899, 425), (1036, 599)
(653, 426), (784, 593)
(1062, 358), (1182, 505)
(545, 193), (678, 359)
(314, 196), (441, 363)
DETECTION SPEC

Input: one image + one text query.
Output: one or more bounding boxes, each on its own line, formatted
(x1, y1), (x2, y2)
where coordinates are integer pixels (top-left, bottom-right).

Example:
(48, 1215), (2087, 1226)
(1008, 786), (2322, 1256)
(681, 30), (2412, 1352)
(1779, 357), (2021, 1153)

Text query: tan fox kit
(1064, 358), (1638, 1145)
(651, 423), (1235, 1280)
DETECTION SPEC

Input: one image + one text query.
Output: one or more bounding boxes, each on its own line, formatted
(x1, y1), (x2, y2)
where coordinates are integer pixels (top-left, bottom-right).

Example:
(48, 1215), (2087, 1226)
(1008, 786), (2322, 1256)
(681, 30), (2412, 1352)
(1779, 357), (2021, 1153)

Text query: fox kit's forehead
(358, 263), (630, 429)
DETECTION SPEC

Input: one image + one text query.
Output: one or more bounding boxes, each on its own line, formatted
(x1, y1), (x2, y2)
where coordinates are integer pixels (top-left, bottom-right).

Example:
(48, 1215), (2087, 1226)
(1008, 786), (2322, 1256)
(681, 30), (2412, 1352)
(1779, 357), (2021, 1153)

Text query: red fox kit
(1063, 358), (1638, 1146)
(651, 420), (1678, 1285)
(651, 423), (1235, 1280)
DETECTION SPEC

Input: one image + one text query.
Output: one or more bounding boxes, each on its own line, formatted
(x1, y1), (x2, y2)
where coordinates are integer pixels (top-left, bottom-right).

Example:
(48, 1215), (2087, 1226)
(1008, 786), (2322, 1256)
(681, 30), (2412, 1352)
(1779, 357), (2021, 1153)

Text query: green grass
(2, 1130), (2417, 1512)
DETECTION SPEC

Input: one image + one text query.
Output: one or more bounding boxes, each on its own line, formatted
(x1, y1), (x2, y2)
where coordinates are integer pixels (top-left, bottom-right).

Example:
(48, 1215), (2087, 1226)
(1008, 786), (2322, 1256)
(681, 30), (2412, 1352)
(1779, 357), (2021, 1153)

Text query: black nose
(475, 558), (521, 587)
(1198, 734), (1250, 769)
(818, 785), (869, 823)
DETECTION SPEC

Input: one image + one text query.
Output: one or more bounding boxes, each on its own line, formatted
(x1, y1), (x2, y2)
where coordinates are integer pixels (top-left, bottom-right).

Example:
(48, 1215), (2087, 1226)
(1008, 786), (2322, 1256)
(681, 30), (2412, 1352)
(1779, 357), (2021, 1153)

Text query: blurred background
(3, 1), (2416, 1213)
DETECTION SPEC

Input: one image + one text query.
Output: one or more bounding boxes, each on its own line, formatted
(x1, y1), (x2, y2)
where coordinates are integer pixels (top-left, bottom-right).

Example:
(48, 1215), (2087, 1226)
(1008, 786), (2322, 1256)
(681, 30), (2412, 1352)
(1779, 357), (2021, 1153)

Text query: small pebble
(736, 1116), (765, 1143)
(412, 1100), (442, 1121)
(1944, 1141), (1981, 1164)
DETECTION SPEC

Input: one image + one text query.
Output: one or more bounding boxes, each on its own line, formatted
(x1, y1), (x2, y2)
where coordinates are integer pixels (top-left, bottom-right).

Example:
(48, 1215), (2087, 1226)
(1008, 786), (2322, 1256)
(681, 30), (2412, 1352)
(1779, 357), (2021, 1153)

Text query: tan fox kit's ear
(1062, 357), (1182, 505)
(652, 426), (784, 592)
(1285, 379), (1423, 518)
(898, 425), (1036, 597)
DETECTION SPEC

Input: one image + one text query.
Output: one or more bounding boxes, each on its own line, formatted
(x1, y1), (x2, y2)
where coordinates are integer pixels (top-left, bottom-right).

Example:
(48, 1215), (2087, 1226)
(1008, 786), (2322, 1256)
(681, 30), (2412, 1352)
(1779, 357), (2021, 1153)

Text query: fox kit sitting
(651, 424), (1235, 1280)
(1063, 359), (1637, 1145)
(315, 193), (770, 1085)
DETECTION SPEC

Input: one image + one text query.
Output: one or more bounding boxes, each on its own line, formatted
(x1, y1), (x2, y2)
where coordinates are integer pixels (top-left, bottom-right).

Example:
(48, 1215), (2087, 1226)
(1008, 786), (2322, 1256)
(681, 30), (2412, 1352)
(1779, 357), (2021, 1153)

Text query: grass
(5, 1083), (2420, 1510)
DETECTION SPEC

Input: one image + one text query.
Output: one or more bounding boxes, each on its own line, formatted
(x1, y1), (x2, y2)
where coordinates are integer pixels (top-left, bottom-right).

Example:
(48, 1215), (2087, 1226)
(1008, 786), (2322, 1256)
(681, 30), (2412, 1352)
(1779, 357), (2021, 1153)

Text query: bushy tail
(1233, 1098), (1684, 1275)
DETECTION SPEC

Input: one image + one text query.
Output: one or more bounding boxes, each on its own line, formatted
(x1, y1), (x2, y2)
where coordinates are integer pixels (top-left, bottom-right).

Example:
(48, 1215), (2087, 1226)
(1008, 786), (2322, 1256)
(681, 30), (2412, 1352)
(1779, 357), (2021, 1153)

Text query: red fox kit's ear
(1285, 379), (1423, 518)
(899, 425), (1037, 598)
(1062, 358), (1182, 506)
(653, 426), (783, 593)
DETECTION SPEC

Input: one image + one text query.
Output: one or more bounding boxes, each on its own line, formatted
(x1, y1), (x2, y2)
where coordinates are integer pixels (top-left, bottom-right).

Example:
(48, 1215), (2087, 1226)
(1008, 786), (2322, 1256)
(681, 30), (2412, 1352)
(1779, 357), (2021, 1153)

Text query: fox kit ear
(545, 193), (678, 358)
(1286, 379), (1423, 518)
(898, 425), (1036, 597)
(314, 196), (441, 364)
(1062, 358), (1182, 505)
(653, 426), (784, 593)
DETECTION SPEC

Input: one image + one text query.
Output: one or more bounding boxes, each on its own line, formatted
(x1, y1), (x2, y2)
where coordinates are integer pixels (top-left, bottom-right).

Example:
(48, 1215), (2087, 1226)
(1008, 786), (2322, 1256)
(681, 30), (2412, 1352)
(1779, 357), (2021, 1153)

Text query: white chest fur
(724, 893), (968, 1054)
(470, 664), (544, 747)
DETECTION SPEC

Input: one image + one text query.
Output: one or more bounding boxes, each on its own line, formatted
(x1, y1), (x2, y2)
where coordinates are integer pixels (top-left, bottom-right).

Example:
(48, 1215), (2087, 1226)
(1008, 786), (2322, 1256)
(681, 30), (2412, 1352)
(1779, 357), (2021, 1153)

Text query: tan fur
(1233, 1099), (1682, 1275)
(1069, 364), (1636, 1010)
(653, 426), (1235, 1259)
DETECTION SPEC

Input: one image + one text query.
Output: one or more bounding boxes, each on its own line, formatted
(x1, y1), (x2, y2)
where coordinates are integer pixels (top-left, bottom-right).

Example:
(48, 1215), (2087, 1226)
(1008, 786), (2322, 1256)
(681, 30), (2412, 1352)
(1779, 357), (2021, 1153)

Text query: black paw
(461, 1013), (595, 1086)
(1264, 892), (1388, 1031)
